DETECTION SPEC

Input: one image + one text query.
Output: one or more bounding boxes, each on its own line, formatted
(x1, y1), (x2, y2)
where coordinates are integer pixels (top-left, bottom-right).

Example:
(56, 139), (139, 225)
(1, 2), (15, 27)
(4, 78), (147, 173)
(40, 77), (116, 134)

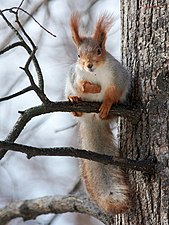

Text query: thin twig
(0, 10), (24, 41)
(0, 41), (24, 54)
(17, 0), (25, 11)
(0, 10), (49, 103)
(0, 41), (45, 100)
(14, 8), (45, 91)
(0, 10), (44, 91)
(1, 6), (56, 38)
(0, 86), (33, 102)
(19, 48), (50, 103)
(0, 0), (45, 48)
(14, 8), (36, 50)
(15, 7), (56, 37)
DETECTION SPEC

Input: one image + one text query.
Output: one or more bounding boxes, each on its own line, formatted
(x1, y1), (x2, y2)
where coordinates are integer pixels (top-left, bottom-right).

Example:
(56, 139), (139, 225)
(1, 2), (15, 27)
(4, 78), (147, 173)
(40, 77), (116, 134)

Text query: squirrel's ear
(93, 13), (113, 48)
(70, 12), (83, 47)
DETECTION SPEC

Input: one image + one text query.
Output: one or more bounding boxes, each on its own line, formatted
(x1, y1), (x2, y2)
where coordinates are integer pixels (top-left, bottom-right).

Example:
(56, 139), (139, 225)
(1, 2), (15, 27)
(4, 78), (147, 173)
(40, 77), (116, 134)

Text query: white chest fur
(75, 63), (114, 102)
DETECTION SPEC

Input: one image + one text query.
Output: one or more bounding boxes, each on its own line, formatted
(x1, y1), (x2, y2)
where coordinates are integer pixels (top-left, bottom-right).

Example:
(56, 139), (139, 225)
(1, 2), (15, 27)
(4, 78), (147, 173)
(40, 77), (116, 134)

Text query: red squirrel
(65, 12), (131, 214)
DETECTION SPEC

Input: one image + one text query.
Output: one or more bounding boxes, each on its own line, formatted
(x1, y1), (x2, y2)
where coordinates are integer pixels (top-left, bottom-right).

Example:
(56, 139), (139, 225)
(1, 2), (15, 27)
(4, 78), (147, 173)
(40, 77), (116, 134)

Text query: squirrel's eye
(77, 54), (80, 58)
(97, 49), (101, 55)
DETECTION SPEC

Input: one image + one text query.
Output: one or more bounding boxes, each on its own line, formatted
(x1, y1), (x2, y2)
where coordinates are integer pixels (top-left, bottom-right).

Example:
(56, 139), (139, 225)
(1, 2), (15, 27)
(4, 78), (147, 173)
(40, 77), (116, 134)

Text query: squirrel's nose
(87, 63), (93, 69)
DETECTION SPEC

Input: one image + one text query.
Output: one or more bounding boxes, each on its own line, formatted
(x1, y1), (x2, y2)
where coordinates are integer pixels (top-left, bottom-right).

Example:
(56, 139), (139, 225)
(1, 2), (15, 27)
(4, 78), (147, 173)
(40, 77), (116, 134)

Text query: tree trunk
(119, 0), (169, 224)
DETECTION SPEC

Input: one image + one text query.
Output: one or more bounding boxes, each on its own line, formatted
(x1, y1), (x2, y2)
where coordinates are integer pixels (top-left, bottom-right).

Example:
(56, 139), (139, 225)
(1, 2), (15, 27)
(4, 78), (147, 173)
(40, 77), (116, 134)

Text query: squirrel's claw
(68, 96), (83, 117)
(99, 103), (111, 119)
(68, 95), (81, 103)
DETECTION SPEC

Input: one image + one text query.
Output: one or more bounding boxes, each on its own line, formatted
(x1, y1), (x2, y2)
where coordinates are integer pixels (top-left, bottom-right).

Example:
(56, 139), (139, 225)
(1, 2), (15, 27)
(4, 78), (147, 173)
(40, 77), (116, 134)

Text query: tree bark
(119, 0), (169, 224)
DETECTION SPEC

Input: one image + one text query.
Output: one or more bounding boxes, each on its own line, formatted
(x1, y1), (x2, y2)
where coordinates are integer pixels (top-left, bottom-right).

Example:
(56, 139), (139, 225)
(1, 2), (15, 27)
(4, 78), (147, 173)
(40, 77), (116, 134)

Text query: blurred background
(0, 0), (120, 224)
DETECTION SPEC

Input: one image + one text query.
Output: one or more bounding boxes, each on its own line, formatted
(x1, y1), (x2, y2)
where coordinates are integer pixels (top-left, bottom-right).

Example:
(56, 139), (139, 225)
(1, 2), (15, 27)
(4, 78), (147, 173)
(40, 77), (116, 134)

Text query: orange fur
(78, 80), (101, 94)
(81, 155), (130, 214)
(99, 85), (122, 119)
(72, 112), (83, 117)
(70, 12), (84, 47)
(70, 12), (113, 71)
(81, 160), (96, 197)
(78, 47), (106, 72)
(93, 12), (113, 48)
(100, 198), (129, 214)
(66, 12), (131, 214)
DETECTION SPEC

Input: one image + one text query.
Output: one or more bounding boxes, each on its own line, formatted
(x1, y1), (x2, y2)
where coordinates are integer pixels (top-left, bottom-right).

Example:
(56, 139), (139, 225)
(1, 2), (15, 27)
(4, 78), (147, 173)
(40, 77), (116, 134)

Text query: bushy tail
(79, 114), (131, 214)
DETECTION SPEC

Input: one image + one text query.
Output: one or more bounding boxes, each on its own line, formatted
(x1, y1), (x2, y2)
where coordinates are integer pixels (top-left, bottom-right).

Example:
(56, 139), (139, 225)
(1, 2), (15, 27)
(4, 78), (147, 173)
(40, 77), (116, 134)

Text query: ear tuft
(93, 12), (113, 48)
(70, 12), (83, 47)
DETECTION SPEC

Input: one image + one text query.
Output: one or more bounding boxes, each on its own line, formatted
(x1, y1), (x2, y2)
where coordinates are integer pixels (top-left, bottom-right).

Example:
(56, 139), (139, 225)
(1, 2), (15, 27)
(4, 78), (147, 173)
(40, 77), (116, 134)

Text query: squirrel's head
(70, 12), (113, 72)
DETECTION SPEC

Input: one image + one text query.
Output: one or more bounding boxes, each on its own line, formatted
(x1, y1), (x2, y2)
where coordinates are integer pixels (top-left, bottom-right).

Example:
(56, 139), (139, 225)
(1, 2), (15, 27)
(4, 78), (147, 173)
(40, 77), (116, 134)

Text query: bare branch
(0, 11), (51, 104)
(0, 37), (49, 103)
(0, 86), (33, 102)
(14, 7), (56, 37)
(0, 41), (24, 54)
(17, 0), (25, 10)
(2, 2), (56, 39)
(47, 178), (81, 224)
(0, 101), (141, 159)
(14, 8), (36, 49)
(0, 195), (109, 225)
(0, 41), (46, 102)
(0, 0), (45, 48)
(0, 141), (156, 174)
(19, 48), (50, 104)
(0, 10), (44, 91)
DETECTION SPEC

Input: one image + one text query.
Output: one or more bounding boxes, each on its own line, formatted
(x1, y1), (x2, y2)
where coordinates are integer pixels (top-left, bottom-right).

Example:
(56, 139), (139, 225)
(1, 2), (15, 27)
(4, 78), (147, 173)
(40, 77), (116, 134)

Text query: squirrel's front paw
(68, 95), (81, 103)
(99, 103), (111, 119)
(80, 81), (101, 94)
